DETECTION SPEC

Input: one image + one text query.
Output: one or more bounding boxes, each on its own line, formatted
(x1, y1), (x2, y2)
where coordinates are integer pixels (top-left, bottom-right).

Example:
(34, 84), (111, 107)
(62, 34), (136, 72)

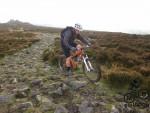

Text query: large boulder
(65, 80), (87, 90)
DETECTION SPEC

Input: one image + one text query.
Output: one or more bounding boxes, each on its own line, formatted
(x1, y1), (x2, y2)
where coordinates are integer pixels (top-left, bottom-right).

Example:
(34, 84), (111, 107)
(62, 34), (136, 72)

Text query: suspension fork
(82, 55), (94, 72)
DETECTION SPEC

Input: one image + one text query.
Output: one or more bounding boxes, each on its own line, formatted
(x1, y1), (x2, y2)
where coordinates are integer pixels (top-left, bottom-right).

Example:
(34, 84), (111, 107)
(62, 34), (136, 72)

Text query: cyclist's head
(74, 23), (83, 33)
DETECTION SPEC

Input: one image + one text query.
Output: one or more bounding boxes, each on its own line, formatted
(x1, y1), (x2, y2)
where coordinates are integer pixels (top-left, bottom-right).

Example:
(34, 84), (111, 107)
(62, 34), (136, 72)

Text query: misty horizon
(0, 0), (150, 34)
(1, 19), (150, 35)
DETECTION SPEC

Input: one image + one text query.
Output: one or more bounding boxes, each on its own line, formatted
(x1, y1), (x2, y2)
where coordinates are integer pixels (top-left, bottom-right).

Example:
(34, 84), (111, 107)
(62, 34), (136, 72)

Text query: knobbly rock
(48, 83), (69, 96)
(16, 102), (33, 112)
(39, 96), (55, 112)
(65, 80), (87, 90)
(48, 75), (61, 80)
(48, 87), (63, 96)
(41, 82), (62, 94)
(91, 101), (106, 107)
(31, 79), (43, 87)
(0, 94), (15, 105)
(54, 105), (68, 113)
(79, 100), (94, 113)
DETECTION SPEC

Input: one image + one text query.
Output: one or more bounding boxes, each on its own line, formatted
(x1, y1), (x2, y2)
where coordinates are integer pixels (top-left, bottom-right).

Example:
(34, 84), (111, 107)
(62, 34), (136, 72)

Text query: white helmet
(74, 23), (83, 31)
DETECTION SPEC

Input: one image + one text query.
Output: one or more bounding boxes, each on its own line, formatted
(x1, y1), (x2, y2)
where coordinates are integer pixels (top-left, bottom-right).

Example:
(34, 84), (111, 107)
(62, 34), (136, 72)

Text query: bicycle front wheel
(82, 59), (101, 83)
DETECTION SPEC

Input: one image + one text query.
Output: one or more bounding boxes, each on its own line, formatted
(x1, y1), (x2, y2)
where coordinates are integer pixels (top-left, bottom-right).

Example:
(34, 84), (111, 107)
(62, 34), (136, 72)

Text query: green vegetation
(42, 37), (62, 65)
(43, 31), (150, 91)
(90, 32), (150, 90)
(0, 31), (39, 57)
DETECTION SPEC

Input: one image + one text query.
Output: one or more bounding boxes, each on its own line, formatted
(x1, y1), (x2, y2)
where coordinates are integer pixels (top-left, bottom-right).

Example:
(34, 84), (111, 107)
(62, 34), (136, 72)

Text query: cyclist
(61, 23), (91, 76)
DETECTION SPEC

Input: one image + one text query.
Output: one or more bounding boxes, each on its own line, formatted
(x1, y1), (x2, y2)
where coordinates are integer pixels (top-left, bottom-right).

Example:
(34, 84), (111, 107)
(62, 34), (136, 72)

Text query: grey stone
(31, 79), (43, 87)
(54, 105), (68, 113)
(39, 96), (54, 112)
(48, 75), (60, 80)
(16, 102), (33, 111)
(41, 82), (62, 94)
(65, 80), (87, 90)
(79, 100), (94, 113)
(48, 83), (69, 96)
(48, 87), (63, 96)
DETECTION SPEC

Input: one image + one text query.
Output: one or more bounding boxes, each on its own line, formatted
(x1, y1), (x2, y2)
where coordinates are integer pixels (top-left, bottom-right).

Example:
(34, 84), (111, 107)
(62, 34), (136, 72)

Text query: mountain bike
(58, 46), (101, 83)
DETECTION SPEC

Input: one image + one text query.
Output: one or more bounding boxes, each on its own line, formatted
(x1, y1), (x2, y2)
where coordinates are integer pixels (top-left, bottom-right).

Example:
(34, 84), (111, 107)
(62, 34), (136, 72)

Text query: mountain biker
(61, 23), (91, 76)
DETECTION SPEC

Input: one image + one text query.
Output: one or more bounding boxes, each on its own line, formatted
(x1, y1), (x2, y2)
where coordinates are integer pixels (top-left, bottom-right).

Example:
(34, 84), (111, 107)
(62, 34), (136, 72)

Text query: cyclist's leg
(62, 48), (73, 76)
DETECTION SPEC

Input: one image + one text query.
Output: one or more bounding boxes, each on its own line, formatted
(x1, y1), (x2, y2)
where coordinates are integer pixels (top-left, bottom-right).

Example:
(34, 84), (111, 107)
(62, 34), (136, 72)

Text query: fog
(0, 0), (150, 33)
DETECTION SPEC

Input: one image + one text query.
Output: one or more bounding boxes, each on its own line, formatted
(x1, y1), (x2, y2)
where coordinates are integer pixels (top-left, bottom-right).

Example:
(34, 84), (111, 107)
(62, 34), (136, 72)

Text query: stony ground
(0, 33), (149, 113)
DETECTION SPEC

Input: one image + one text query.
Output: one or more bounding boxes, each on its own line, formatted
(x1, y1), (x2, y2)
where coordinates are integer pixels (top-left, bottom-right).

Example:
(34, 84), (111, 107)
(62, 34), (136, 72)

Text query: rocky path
(0, 33), (147, 113)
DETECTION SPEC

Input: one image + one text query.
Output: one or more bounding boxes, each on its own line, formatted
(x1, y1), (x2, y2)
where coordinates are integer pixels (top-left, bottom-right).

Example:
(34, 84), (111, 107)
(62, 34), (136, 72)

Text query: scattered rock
(15, 102), (33, 112)
(48, 83), (70, 96)
(65, 80), (87, 90)
(48, 75), (61, 80)
(54, 105), (69, 113)
(39, 96), (55, 112)
(31, 79), (43, 87)
(79, 100), (94, 113)
(41, 82), (62, 94)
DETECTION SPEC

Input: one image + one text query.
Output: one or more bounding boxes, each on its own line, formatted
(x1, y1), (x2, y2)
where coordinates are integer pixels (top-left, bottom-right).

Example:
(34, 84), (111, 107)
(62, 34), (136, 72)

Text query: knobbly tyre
(58, 45), (101, 83)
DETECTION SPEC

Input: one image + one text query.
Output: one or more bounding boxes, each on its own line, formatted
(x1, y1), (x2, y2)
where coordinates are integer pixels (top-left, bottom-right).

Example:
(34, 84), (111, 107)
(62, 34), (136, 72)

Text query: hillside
(0, 21), (149, 113)
(0, 19), (62, 33)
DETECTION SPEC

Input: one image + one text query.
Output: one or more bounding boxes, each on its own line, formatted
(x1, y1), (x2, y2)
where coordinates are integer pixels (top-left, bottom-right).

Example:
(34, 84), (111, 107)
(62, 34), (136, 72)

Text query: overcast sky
(0, 0), (150, 33)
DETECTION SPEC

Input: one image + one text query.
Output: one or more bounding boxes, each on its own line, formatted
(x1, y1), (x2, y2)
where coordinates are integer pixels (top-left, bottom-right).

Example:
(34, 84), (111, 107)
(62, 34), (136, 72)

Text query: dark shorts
(62, 43), (77, 57)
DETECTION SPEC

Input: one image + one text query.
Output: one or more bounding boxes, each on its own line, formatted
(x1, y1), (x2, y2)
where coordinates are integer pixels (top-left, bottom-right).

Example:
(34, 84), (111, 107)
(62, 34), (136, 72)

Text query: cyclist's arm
(77, 34), (91, 46)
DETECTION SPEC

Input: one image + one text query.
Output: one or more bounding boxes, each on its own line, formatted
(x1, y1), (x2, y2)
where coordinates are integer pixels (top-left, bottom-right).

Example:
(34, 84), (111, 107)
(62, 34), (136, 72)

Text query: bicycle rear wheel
(82, 59), (101, 83)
